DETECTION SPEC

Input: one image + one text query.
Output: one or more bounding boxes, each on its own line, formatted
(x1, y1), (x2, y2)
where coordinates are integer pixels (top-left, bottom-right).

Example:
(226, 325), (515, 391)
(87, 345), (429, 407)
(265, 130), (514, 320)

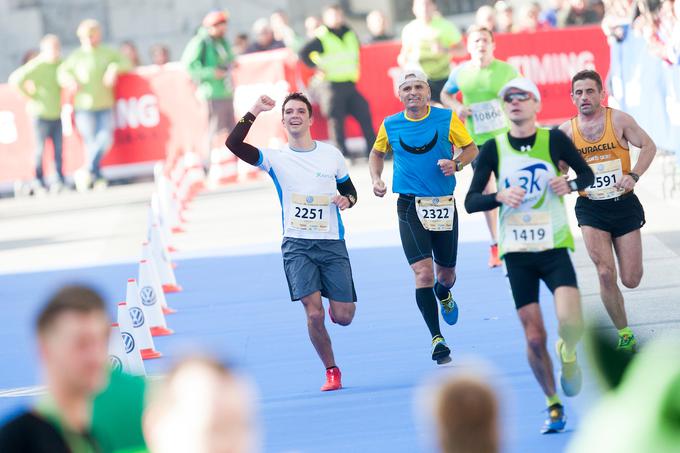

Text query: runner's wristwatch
(629, 172), (640, 182)
(454, 159), (464, 172)
(569, 180), (578, 192)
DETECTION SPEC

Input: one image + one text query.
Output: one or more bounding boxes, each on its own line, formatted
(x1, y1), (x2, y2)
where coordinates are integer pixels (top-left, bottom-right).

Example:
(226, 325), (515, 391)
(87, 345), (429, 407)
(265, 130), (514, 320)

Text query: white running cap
(397, 70), (429, 89)
(499, 77), (542, 102)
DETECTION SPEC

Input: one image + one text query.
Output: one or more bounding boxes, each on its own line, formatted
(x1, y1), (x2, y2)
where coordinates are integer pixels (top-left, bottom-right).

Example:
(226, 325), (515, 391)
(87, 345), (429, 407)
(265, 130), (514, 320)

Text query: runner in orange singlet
(559, 70), (657, 353)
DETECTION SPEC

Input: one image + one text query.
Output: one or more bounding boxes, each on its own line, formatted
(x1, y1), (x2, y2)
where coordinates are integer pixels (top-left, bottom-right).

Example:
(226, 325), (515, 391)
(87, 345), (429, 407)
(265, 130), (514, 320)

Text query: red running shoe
(488, 244), (502, 268)
(321, 367), (342, 391)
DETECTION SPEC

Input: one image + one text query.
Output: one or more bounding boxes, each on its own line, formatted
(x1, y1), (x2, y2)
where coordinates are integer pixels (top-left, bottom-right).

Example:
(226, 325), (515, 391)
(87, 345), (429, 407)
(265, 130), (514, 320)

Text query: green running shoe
(431, 336), (451, 364)
(556, 338), (582, 397)
(616, 333), (638, 353)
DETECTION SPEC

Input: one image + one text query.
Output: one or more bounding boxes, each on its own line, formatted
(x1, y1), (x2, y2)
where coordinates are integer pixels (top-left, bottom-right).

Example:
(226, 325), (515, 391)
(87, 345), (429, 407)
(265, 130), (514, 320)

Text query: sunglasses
(503, 92), (532, 103)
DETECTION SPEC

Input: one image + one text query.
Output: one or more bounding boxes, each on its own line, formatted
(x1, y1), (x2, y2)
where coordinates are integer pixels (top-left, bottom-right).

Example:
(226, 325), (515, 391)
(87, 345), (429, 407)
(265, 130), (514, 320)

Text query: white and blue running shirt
(257, 141), (350, 240)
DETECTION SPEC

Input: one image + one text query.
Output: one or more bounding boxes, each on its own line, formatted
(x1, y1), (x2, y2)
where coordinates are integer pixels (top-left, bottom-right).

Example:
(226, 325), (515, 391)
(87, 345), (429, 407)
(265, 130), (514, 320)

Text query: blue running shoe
(541, 404), (567, 434)
(431, 336), (452, 364)
(439, 292), (459, 325)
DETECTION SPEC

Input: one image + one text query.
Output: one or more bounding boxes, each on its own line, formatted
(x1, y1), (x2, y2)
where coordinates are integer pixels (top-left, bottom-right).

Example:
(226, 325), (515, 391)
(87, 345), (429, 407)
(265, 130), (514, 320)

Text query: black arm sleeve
(225, 112), (260, 166)
(337, 177), (358, 207)
(549, 129), (595, 190)
(298, 38), (324, 68)
(464, 140), (502, 213)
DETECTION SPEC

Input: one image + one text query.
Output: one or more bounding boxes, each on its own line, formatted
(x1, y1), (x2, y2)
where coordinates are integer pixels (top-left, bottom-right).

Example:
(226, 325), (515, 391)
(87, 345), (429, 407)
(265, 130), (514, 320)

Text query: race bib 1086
(470, 100), (505, 134)
(416, 196), (455, 231)
(504, 211), (554, 253)
(290, 194), (331, 232)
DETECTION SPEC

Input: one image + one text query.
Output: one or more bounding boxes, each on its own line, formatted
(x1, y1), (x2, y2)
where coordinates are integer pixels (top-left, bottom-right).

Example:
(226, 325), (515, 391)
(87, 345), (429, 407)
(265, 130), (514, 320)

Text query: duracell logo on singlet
(578, 142), (619, 154)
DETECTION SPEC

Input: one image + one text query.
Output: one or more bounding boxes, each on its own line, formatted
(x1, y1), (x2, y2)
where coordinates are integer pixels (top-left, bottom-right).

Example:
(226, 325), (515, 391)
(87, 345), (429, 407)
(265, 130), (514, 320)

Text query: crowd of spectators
(603, 0), (680, 64)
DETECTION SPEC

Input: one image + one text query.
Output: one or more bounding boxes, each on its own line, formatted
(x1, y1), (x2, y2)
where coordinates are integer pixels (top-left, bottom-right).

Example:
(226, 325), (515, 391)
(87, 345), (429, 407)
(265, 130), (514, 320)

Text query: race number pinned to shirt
(585, 159), (625, 200)
(470, 100), (505, 134)
(504, 211), (554, 252)
(290, 194), (331, 232)
(416, 196), (454, 231)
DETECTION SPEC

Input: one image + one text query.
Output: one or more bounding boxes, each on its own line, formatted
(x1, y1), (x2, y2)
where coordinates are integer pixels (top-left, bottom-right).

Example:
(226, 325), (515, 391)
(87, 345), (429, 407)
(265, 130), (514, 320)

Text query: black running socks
(433, 281), (450, 300)
(415, 288), (441, 338)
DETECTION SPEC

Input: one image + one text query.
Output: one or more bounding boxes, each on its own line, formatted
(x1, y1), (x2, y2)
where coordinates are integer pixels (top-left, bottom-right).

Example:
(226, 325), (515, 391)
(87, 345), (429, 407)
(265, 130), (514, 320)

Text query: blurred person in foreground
(366, 10), (395, 43)
(434, 373), (499, 453)
(270, 9), (303, 51)
(475, 5), (498, 32)
(567, 334), (680, 452)
(246, 18), (285, 53)
(9, 34), (66, 195)
(181, 10), (236, 161)
(494, 1), (515, 33)
(120, 40), (141, 67)
(440, 26), (519, 268)
(299, 4), (376, 159)
(58, 19), (132, 191)
(398, 0), (465, 104)
(304, 15), (322, 39)
(144, 357), (259, 453)
(150, 44), (170, 66)
(0, 286), (110, 452)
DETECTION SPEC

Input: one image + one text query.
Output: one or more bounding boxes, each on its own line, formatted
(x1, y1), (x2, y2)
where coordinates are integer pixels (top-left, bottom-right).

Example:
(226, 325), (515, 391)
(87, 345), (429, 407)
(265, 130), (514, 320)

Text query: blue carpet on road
(0, 241), (586, 452)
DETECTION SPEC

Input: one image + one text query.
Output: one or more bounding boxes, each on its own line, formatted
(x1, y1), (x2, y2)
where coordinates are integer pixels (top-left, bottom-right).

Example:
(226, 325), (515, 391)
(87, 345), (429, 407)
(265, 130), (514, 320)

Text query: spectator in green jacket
(9, 34), (65, 194)
(58, 19), (132, 191)
(181, 10), (236, 158)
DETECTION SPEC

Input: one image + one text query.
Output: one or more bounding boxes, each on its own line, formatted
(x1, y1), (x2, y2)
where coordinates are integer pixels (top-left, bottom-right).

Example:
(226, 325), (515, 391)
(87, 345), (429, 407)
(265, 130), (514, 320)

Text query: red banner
(0, 26), (609, 185)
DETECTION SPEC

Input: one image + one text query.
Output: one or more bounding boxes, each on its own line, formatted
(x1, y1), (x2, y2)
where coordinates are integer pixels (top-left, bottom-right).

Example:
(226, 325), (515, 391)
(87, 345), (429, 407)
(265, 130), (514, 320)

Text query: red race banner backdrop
(0, 26), (609, 184)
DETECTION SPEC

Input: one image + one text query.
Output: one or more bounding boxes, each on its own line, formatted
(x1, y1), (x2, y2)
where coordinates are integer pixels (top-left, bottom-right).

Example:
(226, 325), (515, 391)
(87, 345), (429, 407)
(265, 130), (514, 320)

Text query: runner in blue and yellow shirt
(368, 70), (478, 364)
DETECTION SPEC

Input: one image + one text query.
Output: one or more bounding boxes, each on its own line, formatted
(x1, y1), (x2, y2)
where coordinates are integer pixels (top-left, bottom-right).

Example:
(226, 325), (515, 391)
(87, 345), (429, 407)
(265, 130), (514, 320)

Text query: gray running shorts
(281, 237), (357, 302)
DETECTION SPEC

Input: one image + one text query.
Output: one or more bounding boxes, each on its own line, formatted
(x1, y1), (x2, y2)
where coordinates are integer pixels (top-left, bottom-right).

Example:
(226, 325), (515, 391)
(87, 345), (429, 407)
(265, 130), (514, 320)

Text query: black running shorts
(575, 192), (646, 238)
(504, 248), (578, 309)
(397, 194), (459, 268)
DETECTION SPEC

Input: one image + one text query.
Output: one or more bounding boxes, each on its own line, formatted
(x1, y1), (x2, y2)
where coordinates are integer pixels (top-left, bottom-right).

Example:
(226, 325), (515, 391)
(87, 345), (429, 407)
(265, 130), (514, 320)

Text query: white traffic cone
(208, 147), (238, 188)
(125, 278), (162, 360)
(138, 259), (174, 336)
(117, 303), (146, 376)
(148, 226), (181, 293)
(149, 200), (177, 253)
(155, 163), (184, 234)
(108, 325), (131, 374)
(141, 243), (177, 314)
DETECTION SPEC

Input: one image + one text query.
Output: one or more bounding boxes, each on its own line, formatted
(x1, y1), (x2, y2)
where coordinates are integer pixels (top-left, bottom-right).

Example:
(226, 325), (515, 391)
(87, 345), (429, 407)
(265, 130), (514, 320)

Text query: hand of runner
(437, 159), (457, 176)
(615, 174), (636, 191)
(332, 195), (350, 210)
(373, 179), (387, 197)
(557, 160), (570, 175)
(549, 176), (571, 196)
(251, 95), (276, 116)
(455, 105), (472, 122)
(496, 187), (526, 208)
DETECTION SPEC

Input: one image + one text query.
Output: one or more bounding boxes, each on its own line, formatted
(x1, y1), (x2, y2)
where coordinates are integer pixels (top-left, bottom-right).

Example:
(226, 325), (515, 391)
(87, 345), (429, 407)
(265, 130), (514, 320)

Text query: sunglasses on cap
(503, 92), (532, 103)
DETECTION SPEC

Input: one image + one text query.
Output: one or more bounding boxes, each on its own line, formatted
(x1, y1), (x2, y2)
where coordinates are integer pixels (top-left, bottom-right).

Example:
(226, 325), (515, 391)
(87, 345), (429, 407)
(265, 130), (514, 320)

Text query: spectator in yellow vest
(299, 4), (376, 159)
